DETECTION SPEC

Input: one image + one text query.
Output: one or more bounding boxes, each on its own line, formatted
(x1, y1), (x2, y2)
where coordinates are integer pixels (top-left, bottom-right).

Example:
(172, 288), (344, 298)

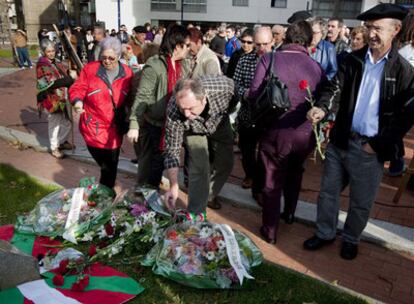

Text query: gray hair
(99, 37), (122, 58)
(174, 78), (205, 101)
(309, 17), (328, 39)
(40, 38), (56, 53)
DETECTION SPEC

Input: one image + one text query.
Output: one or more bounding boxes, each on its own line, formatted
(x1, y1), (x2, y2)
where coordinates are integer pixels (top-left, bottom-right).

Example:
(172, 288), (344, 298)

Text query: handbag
(109, 92), (129, 135)
(248, 51), (291, 130)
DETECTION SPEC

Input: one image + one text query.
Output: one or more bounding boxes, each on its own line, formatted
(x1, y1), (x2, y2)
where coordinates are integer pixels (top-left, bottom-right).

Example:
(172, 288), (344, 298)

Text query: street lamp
(117, 0), (121, 30)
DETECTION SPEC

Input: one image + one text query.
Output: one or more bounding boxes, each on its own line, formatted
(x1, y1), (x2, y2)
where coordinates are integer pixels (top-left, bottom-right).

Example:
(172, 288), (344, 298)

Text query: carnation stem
(312, 124), (325, 160)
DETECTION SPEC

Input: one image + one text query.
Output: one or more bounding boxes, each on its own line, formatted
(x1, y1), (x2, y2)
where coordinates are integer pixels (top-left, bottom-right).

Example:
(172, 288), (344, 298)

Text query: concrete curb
(1, 125), (414, 257)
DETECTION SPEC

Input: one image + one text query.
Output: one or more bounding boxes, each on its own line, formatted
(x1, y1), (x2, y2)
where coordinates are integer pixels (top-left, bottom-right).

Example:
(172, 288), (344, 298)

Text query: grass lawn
(0, 48), (38, 59)
(0, 163), (368, 304)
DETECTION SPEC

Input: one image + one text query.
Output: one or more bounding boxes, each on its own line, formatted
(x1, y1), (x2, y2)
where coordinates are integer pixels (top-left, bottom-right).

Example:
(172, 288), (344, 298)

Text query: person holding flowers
(304, 4), (414, 260)
(247, 21), (325, 244)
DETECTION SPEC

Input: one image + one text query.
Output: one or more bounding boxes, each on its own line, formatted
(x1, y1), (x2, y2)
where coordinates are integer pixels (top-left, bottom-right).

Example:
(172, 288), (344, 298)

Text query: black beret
(357, 3), (408, 21)
(133, 26), (146, 34)
(287, 10), (313, 24)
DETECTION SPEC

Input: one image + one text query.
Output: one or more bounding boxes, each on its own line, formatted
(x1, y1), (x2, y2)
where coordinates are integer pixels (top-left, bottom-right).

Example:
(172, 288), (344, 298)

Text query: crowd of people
(34, 3), (414, 261)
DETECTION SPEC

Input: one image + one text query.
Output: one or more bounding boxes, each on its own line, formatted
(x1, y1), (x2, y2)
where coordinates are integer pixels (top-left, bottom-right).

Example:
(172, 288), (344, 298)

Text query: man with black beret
(303, 3), (414, 260)
(287, 10), (312, 24)
(129, 25), (147, 63)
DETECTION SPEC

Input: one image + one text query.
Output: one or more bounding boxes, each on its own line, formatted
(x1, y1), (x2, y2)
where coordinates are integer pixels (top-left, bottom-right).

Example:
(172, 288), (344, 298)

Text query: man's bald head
(254, 26), (274, 56)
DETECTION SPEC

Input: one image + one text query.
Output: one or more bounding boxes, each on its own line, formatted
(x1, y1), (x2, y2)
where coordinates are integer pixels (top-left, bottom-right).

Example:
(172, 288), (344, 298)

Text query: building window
(395, 0), (414, 5)
(151, 0), (207, 13)
(312, 0), (362, 19)
(271, 0), (287, 8)
(185, 0), (207, 13)
(233, 0), (248, 6)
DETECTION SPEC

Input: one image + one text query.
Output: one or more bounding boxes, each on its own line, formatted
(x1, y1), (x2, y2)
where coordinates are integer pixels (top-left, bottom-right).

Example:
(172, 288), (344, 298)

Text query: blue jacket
(311, 40), (337, 80)
(225, 36), (241, 58)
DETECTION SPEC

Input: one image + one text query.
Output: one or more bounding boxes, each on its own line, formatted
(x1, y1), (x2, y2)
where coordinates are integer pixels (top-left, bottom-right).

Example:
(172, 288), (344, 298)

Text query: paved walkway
(1, 68), (414, 303)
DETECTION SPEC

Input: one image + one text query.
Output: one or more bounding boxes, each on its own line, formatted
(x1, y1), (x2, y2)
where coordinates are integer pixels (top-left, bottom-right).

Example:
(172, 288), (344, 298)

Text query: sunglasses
(101, 56), (117, 62)
(241, 40), (254, 45)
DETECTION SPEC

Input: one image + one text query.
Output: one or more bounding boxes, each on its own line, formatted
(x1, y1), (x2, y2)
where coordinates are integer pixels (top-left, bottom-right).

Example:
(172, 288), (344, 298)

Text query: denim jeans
(16, 47), (32, 68)
(315, 138), (384, 244)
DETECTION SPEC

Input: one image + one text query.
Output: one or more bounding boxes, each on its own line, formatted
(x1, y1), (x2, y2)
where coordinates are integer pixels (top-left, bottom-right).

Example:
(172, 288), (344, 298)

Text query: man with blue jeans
(13, 29), (32, 69)
(304, 3), (414, 260)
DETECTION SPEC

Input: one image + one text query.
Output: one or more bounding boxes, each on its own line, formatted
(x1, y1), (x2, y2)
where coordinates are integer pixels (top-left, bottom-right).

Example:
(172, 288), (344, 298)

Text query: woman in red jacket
(69, 37), (133, 189)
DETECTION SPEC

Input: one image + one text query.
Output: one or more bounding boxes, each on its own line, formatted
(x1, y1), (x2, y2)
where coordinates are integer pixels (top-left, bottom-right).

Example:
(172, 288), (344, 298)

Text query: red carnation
(104, 223), (115, 236)
(58, 259), (69, 274)
(299, 80), (309, 91)
(71, 281), (84, 292)
(80, 275), (90, 286)
(311, 47), (317, 54)
(167, 230), (178, 240)
(52, 274), (64, 286)
(88, 245), (97, 257)
(87, 200), (97, 207)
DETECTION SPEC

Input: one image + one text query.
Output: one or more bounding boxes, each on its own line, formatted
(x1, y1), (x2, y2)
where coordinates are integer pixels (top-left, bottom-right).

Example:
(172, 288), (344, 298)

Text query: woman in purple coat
(247, 21), (325, 243)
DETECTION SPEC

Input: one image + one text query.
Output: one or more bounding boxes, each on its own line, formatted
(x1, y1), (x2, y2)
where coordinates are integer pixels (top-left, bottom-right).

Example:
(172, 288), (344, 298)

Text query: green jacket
(129, 55), (189, 129)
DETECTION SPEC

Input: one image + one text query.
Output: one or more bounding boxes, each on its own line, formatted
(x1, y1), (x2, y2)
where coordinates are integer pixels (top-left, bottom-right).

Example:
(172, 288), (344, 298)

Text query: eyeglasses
(255, 42), (272, 47)
(101, 56), (117, 62)
(241, 40), (254, 45)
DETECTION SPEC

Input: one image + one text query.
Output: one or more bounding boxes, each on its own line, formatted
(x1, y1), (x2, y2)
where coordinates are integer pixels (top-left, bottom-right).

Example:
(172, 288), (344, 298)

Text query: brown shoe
(51, 148), (64, 159)
(59, 141), (75, 150)
(207, 197), (222, 210)
(241, 177), (252, 189)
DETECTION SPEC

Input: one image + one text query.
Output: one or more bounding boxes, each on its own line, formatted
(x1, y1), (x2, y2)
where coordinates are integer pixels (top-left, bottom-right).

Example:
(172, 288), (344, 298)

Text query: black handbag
(248, 51), (291, 130)
(109, 92), (129, 135)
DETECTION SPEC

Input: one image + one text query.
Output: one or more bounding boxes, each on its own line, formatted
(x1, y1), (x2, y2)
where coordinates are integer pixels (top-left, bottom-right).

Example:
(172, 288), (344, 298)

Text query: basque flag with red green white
(0, 225), (144, 304)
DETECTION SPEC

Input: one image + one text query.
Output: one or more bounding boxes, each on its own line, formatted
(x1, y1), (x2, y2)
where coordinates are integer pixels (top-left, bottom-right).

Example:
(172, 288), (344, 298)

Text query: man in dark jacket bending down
(303, 3), (414, 260)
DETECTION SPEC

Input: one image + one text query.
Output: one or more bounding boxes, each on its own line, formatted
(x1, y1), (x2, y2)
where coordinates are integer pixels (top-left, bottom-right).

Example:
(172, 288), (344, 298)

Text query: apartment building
(95, 0), (413, 31)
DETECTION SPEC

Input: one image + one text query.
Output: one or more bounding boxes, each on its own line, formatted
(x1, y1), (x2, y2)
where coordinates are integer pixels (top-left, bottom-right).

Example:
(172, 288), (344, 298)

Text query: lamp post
(117, 0), (121, 30)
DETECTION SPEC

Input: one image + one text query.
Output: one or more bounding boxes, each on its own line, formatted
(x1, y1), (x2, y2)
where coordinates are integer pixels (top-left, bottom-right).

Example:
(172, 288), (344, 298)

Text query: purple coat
(248, 44), (325, 134)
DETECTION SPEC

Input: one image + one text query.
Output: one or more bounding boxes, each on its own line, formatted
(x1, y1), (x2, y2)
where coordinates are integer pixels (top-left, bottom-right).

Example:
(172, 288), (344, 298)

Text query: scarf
(159, 55), (182, 150)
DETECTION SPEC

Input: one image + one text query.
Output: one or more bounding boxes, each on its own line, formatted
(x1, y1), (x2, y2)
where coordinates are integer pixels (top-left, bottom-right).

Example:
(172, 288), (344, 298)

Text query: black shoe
(303, 235), (335, 251)
(207, 198), (222, 210)
(340, 241), (358, 260)
(260, 226), (276, 244)
(281, 212), (294, 224)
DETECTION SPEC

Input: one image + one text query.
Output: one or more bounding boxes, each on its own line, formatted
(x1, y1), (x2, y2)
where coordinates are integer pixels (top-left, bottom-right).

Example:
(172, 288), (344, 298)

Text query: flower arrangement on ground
(16, 181), (114, 241)
(142, 222), (262, 289)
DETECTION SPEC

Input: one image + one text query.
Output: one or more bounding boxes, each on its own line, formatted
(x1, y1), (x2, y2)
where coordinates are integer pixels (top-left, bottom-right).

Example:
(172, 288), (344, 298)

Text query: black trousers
(238, 125), (263, 194)
(87, 145), (120, 189)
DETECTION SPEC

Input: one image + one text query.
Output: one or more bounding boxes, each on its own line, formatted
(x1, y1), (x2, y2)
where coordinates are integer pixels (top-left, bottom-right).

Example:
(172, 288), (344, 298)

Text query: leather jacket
(316, 45), (414, 162)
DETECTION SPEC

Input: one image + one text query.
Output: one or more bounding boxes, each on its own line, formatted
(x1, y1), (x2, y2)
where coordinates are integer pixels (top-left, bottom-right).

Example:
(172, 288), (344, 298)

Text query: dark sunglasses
(101, 56), (117, 62)
(241, 39), (253, 45)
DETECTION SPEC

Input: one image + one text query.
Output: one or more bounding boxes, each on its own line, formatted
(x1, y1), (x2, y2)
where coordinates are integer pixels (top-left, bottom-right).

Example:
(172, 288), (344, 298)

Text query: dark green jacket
(129, 55), (189, 129)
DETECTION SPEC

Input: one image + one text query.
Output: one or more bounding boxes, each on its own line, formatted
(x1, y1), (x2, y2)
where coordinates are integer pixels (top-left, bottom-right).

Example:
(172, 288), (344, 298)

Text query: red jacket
(69, 61), (133, 149)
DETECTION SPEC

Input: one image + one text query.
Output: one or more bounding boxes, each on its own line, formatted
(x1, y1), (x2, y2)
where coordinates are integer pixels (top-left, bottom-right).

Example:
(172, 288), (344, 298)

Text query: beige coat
(190, 44), (221, 78)
(13, 31), (27, 48)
